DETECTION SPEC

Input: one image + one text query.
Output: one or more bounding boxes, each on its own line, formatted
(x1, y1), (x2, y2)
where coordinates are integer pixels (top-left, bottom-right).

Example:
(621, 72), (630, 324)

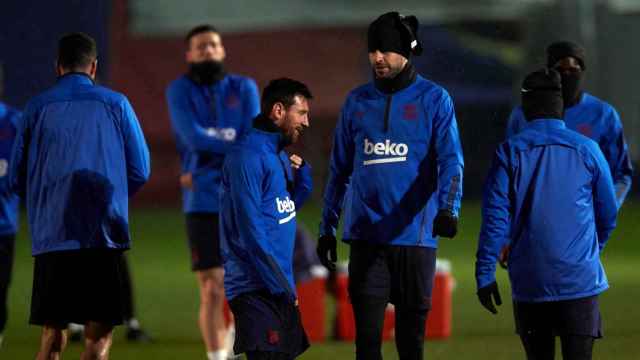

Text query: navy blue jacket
(9, 73), (151, 255)
(320, 75), (464, 247)
(220, 121), (312, 300)
(166, 74), (260, 213)
(0, 102), (20, 237)
(507, 93), (633, 208)
(477, 119), (617, 302)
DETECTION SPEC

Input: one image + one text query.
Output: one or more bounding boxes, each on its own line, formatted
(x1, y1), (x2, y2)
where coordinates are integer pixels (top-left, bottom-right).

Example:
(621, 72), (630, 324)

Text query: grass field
(1, 201), (639, 359)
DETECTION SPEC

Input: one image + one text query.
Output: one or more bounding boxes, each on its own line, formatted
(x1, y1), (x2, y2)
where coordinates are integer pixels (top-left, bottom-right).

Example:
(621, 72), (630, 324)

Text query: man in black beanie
(477, 68), (617, 360)
(506, 41), (632, 209)
(318, 11), (464, 360)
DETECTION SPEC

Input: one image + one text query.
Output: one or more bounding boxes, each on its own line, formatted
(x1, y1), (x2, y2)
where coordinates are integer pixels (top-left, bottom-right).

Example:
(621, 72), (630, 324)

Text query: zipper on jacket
(383, 95), (392, 132)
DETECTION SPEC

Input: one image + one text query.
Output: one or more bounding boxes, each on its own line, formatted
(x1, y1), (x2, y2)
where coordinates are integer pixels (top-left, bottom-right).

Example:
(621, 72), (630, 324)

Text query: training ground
(2, 201), (639, 359)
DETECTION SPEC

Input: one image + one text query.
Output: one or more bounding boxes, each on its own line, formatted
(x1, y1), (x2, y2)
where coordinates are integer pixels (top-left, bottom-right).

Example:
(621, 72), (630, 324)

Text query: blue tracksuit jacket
(220, 123), (313, 300)
(9, 73), (151, 255)
(320, 75), (464, 247)
(0, 102), (20, 237)
(506, 93), (633, 208)
(166, 74), (260, 213)
(477, 119), (617, 302)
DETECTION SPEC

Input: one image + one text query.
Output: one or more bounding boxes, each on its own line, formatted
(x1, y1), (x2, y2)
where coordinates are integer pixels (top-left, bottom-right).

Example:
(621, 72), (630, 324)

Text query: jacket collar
(373, 61), (417, 94)
(252, 114), (287, 152)
(525, 118), (566, 131)
(57, 72), (95, 86)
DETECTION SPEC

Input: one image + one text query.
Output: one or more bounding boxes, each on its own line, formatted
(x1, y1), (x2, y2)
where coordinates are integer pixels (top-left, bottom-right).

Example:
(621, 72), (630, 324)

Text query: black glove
(316, 234), (337, 271)
(432, 209), (458, 238)
(477, 281), (502, 314)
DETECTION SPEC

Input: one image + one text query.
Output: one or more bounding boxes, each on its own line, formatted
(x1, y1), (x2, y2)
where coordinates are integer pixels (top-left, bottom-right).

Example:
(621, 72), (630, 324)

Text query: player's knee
(42, 327), (67, 353)
(200, 277), (224, 304)
(84, 333), (113, 359)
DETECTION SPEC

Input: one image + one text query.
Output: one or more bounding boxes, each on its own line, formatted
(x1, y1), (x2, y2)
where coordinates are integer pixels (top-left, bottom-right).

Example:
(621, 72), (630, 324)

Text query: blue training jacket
(320, 75), (464, 247)
(220, 122), (313, 300)
(507, 93), (633, 208)
(166, 74), (260, 214)
(476, 119), (617, 302)
(9, 73), (151, 256)
(0, 102), (20, 236)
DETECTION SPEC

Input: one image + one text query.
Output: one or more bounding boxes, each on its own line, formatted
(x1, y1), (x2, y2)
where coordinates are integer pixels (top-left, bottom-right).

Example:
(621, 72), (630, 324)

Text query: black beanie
(522, 68), (564, 121)
(368, 12), (423, 58)
(547, 41), (586, 70)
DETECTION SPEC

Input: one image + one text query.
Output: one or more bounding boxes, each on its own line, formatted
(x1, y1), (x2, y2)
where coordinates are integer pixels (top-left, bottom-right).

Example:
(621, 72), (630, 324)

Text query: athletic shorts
(347, 242), (437, 310)
(185, 212), (222, 271)
(513, 295), (602, 338)
(30, 249), (127, 327)
(229, 290), (309, 357)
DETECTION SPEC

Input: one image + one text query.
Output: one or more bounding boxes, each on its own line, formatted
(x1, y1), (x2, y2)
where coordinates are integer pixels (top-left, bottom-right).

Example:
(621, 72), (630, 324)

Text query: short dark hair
(57, 32), (97, 71)
(261, 78), (313, 114)
(185, 24), (219, 45)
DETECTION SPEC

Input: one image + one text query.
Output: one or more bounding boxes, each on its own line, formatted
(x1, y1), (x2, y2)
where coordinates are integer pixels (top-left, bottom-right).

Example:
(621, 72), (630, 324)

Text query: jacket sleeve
(600, 108), (633, 209)
(0, 110), (20, 197)
(588, 143), (618, 251)
(320, 102), (355, 237)
(120, 98), (151, 196)
(292, 162), (313, 208)
(166, 82), (235, 154)
(475, 145), (511, 289)
(243, 78), (261, 127)
(431, 90), (464, 217)
(8, 107), (29, 198)
(505, 107), (525, 139)
(227, 155), (296, 299)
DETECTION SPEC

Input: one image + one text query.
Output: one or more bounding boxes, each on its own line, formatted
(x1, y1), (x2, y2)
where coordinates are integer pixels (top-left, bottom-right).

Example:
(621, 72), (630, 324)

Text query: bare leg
(81, 322), (113, 360)
(35, 325), (67, 360)
(196, 267), (226, 352)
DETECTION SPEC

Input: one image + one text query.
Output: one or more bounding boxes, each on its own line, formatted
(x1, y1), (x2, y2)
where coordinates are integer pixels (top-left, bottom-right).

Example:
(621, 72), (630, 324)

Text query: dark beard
(187, 60), (226, 85)
(561, 72), (583, 107)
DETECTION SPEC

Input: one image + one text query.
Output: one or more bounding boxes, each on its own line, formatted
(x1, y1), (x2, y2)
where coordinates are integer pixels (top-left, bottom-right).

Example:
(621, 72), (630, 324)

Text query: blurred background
(0, 0), (638, 359)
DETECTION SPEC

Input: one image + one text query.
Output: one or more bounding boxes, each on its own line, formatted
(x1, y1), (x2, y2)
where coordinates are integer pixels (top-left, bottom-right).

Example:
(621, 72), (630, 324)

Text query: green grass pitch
(1, 201), (639, 359)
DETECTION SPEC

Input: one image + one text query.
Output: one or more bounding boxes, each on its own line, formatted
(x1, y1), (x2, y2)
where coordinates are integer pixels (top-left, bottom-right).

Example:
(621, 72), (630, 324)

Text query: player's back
(17, 73), (143, 255)
(504, 119), (610, 302)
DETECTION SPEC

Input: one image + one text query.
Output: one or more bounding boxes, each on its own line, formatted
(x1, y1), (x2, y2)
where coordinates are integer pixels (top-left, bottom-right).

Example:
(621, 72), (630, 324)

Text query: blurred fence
(1, 0), (637, 207)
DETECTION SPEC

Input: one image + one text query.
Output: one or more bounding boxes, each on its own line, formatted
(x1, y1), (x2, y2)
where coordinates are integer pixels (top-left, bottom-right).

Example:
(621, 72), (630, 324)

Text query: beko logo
(363, 138), (408, 165)
(206, 127), (237, 141)
(276, 197), (296, 224)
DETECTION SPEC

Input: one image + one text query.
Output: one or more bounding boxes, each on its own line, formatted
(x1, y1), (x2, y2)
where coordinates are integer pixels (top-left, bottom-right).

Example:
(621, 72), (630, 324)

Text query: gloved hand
(316, 234), (337, 271)
(477, 281), (502, 314)
(432, 209), (458, 238)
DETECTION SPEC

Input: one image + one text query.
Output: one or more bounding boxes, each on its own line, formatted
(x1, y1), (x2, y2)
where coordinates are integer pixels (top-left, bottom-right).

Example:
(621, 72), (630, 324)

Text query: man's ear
(55, 61), (63, 77)
(89, 59), (98, 79)
(271, 102), (285, 124)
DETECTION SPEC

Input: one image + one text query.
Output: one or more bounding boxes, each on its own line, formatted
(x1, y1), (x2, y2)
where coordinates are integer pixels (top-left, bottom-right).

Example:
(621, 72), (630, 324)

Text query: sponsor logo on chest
(363, 138), (408, 165)
(276, 196), (296, 224)
(205, 127), (237, 141)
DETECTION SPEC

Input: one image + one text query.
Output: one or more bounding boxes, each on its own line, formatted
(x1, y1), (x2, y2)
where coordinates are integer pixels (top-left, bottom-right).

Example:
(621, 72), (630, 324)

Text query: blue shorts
(514, 295), (602, 338)
(229, 290), (309, 357)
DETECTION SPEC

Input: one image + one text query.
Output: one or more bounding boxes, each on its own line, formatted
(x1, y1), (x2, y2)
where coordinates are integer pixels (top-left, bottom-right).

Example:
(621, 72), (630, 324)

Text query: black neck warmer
(560, 72), (584, 108)
(253, 114), (290, 148)
(374, 62), (417, 94)
(187, 60), (226, 85)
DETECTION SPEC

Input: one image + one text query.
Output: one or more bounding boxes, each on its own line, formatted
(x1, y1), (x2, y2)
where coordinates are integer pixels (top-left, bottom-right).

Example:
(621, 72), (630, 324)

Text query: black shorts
(514, 295), (602, 338)
(229, 291), (309, 357)
(30, 249), (127, 327)
(347, 242), (436, 310)
(185, 212), (222, 271)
